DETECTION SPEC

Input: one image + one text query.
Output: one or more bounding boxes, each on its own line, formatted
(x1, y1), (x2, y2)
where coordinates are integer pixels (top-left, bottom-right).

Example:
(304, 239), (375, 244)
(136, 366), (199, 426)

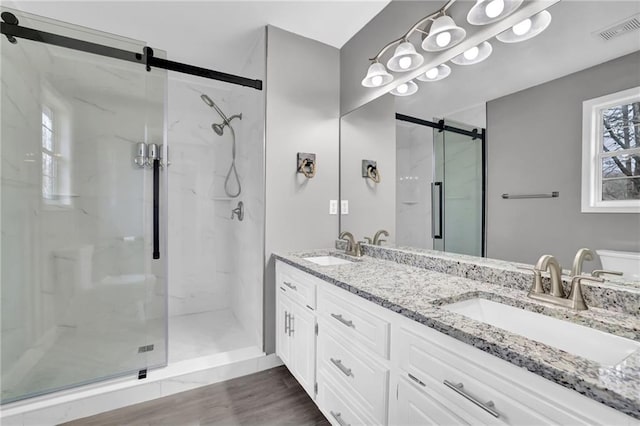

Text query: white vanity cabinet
(316, 284), (391, 425)
(274, 260), (638, 426)
(275, 262), (318, 399)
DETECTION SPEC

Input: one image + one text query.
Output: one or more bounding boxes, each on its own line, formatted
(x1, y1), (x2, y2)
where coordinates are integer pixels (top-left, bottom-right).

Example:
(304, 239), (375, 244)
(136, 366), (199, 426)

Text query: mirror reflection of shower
(201, 94), (242, 197)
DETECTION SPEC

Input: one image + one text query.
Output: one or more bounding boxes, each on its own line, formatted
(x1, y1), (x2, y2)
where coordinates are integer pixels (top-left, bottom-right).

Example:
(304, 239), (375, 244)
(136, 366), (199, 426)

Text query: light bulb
(425, 68), (439, 79)
(397, 84), (408, 94)
(463, 46), (479, 60)
(371, 75), (383, 86)
(435, 31), (451, 47)
(512, 18), (532, 36)
(485, 0), (504, 18)
(398, 56), (412, 70)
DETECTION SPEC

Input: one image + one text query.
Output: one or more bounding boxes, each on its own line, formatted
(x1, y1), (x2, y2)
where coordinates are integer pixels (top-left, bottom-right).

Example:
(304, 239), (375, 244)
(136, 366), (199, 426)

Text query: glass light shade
(387, 42), (424, 72)
(416, 64), (452, 82)
(496, 10), (552, 43)
(467, 0), (523, 25)
(422, 16), (466, 52)
(390, 80), (418, 96)
(451, 41), (493, 65)
(361, 62), (393, 87)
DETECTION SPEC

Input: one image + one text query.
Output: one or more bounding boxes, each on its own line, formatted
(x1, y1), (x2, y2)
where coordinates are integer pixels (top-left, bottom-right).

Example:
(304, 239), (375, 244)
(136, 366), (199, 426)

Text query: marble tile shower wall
(396, 123), (432, 249)
(228, 33), (266, 349)
(167, 78), (233, 316)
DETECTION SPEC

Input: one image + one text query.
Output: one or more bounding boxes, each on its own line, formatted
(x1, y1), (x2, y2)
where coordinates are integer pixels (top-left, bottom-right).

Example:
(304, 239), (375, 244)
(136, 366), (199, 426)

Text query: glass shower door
(432, 119), (485, 256)
(1, 8), (167, 403)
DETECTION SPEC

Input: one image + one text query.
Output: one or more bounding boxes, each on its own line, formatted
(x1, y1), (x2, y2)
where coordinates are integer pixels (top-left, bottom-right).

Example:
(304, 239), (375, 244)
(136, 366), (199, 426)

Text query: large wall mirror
(339, 0), (640, 277)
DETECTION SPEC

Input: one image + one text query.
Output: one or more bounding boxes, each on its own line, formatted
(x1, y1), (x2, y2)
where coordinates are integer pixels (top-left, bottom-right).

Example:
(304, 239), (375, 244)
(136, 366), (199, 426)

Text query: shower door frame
(0, 11), (263, 90)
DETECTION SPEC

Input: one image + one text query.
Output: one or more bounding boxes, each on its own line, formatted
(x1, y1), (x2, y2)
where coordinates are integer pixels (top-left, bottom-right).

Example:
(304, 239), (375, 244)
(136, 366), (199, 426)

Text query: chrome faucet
(528, 254), (604, 310)
(571, 248), (594, 276)
(338, 231), (362, 257)
(372, 229), (389, 246)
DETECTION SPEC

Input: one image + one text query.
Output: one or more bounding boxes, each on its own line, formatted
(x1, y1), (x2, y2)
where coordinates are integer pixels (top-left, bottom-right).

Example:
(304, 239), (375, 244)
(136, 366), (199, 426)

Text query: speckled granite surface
(274, 249), (640, 420)
(337, 242), (640, 316)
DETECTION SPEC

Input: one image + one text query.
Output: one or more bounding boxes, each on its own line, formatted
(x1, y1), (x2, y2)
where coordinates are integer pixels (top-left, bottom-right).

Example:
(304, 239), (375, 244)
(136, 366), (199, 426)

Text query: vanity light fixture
(451, 41), (493, 65)
(416, 64), (451, 82)
(421, 15), (466, 52)
(496, 10), (552, 43)
(360, 0), (552, 96)
(467, 0), (524, 25)
(361, 61), (394, 87)
(387, 41), (424, 72)
(390, 80), (418, 96)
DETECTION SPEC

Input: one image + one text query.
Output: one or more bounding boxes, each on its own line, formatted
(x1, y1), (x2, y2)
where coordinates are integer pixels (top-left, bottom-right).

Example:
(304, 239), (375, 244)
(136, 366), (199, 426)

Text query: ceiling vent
(594, 14), (640, 41)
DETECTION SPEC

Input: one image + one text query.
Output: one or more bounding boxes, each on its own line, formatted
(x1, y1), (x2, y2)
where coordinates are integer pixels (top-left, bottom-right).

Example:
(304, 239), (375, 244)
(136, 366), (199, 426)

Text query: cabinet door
(276, 289), (292, 366)
(291, 303), (316, 399)
(395, 377), (470, 426)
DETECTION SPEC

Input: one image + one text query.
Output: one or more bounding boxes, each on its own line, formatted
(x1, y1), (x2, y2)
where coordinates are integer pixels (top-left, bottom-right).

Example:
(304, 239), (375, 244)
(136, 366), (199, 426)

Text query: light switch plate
(329, 200), (338, 215)
(341, 200), (349, 215)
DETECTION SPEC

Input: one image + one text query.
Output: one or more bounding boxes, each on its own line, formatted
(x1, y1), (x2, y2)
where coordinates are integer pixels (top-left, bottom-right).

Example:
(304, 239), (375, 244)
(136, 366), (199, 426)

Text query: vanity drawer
(276, 261), (317, 310)
(317, 370), (376, 426)
(318, 319), (389, 424)
(317, 285), (390, 359)
(396, 326), (597, 425)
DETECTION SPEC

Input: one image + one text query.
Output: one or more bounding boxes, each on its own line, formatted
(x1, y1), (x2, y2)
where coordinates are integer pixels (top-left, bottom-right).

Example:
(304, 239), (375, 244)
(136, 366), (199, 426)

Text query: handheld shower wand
(200, 94), (242, 136)
(200, 93), (243, 198)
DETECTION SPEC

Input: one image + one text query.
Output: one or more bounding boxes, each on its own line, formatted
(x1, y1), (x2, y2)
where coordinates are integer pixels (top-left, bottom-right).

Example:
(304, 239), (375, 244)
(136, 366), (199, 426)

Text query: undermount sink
(304, 256), (353, 266)
(443, 298), (640, 366)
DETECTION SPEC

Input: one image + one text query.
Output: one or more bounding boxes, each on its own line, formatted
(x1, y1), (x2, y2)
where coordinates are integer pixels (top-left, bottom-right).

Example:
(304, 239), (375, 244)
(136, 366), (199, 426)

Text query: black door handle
(153, 158), (160, 259)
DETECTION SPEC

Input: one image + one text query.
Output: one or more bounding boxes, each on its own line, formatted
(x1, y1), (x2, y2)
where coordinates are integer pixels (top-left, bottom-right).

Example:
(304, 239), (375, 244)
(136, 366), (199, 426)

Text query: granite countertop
(273, 248), (640, 420)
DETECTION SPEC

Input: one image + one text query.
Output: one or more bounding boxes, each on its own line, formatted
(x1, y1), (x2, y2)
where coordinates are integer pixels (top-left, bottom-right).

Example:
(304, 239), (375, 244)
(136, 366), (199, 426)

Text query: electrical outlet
(341, 200), (349, 215)
(329, 200), (338, 215)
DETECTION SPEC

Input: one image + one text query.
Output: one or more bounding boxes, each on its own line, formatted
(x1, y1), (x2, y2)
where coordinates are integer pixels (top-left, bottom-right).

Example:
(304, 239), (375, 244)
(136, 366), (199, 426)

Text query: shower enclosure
(396, 115), (485, 256)
(1, 9), (168, 403)
(432, 118), (485, 257)
(1, 7), (266, 407)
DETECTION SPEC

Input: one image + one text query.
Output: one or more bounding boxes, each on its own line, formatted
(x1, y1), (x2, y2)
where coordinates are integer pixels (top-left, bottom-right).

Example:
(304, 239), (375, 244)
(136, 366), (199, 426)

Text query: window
(40, 87), (72, 208)
(41, 105), (58, 201)
(581, 87), (640, 213)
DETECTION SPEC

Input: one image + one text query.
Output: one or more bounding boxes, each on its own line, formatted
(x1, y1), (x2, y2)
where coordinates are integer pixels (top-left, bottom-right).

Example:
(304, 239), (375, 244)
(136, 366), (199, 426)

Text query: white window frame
(41, 86), (73, 209)
(581, 86), (640, 213)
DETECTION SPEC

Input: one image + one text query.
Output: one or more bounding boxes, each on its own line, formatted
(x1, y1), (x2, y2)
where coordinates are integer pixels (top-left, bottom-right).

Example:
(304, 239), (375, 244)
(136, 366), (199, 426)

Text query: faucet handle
(591, 269), (623, 278)
(568, 275), (604, 311)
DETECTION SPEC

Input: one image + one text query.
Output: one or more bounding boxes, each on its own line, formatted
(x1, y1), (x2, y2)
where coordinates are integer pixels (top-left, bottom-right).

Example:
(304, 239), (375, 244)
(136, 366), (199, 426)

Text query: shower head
(212, 123), (225, 136)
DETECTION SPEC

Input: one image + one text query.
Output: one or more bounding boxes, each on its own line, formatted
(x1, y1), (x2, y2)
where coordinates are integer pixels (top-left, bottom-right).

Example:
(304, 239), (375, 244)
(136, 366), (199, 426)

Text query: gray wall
(487, 51), (640, 269)
(264, 26), (340, 353)
(340, 95), (396, 242)
(340, 1), (428, 115)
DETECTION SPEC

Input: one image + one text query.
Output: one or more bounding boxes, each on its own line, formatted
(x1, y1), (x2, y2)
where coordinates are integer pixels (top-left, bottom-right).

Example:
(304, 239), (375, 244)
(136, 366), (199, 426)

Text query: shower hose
(225, 125), (241, 198)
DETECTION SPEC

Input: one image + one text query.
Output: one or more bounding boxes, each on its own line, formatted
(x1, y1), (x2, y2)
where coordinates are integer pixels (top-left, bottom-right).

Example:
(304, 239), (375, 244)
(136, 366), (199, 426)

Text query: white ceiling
(395, 1), (640, 121)
(6, 0), (390, 76)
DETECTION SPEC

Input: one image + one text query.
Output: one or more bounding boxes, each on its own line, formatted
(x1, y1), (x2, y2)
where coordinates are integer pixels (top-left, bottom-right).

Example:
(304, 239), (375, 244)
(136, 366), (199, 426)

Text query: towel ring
(367, 165), (380, 183)
(299, 158), (316, 178)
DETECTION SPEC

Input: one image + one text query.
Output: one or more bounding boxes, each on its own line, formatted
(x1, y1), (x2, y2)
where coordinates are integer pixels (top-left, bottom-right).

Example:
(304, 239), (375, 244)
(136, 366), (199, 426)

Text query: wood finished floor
(61, 366), (329, 426)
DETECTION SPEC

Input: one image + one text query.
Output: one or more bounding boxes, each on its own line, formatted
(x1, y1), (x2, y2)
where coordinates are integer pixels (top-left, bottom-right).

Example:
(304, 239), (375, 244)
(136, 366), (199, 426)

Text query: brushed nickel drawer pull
(443, 380), (500, 418)
(283, 281), (297, 290)
(284, 311), (289, 334)
(331, 313), (355, 328)
(289, 314), (294, 336)
(408, 373), (426, 387)
(330, 358), (353, 377)
(330, 411), (350, 426)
